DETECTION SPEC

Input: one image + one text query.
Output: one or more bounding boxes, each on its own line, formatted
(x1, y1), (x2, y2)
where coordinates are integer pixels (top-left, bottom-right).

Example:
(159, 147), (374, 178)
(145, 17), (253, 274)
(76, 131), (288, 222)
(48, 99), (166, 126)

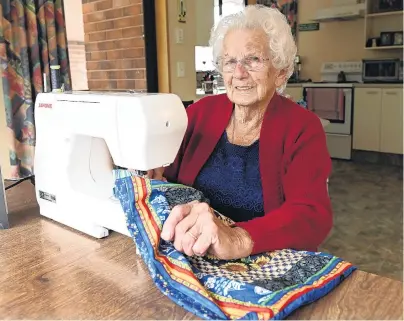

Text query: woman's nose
(233, 62), (248, 78)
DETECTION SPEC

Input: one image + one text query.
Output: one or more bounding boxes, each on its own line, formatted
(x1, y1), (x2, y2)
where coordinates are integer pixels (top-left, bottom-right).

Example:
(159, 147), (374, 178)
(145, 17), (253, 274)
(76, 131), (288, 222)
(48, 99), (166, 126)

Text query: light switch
(177, 62), (185, 78)
(175, 28), (184, 44)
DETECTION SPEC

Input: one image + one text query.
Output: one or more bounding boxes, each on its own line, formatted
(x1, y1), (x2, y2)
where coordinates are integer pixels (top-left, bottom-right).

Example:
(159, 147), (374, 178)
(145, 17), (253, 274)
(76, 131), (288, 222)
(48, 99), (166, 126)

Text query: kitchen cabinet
(284, 86), (303, 102)
(353, 88), (382, 152)
(380, 88), (403, 154)
(353, 87), (403, 154)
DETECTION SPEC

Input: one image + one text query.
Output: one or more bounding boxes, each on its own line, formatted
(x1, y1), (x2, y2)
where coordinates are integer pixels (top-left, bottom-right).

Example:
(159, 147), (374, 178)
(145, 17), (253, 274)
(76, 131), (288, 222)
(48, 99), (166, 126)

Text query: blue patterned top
(193, 131), (265, 222)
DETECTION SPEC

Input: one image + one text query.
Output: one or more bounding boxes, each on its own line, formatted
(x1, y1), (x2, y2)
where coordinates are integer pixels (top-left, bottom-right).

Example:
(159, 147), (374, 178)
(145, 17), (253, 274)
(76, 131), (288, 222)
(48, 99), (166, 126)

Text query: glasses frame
(213, 56), (271, 73)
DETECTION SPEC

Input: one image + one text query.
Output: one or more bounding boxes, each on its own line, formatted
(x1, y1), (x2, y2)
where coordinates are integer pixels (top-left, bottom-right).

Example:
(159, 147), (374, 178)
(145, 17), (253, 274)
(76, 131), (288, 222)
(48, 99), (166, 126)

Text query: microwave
(362, 58), (403, 83)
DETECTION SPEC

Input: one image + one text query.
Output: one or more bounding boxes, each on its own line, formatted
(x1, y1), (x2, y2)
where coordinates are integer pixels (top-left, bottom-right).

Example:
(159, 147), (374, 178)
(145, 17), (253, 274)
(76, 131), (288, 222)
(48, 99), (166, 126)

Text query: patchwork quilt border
(114, 172), (356, 320)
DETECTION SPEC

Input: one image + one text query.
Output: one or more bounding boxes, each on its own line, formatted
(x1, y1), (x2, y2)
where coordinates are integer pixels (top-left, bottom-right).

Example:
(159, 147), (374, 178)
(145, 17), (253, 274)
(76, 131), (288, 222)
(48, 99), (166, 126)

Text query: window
(195, 46), (215, 71)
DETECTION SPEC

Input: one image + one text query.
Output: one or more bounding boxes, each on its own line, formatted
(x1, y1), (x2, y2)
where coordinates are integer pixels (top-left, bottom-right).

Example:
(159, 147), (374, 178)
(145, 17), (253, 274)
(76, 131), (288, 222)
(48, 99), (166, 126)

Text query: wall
(163, 0), (258, 101)
(242, 0), (403, 81)
(195, 0), (214, 46)
(166, 0), (197, 101)
(296, 0), (402, 81)
(65, 0), (85, 43)
(82, 0), (146, 91)
(155, 0), (170, 93)
(164, 0), (249, 101)
(64, 0), (88, 90)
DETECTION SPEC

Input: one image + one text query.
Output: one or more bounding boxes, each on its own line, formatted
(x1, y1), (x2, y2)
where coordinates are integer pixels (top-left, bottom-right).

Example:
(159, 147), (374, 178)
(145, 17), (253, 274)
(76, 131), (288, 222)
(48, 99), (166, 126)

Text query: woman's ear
(274, 69), (288, 88)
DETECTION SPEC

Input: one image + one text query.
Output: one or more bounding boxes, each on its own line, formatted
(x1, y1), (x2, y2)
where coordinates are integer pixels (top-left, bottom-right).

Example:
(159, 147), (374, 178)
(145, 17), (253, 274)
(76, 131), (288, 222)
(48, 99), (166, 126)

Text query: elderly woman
(151, 5), (332, 260)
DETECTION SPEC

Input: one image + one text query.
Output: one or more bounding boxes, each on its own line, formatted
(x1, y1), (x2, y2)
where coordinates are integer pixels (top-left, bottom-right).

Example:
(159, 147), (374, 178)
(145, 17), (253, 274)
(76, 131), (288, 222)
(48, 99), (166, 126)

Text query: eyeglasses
(214, 56), (270, 72)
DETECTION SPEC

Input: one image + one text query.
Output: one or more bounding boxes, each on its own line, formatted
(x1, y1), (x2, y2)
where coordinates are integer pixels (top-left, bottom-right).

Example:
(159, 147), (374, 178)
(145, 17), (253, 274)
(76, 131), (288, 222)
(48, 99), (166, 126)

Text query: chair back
(182, 100), (193, 108)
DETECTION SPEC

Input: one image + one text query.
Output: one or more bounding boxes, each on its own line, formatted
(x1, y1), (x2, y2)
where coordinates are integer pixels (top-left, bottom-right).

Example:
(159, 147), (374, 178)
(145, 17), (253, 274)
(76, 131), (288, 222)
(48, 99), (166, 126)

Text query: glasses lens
(215, 56), (265, 72)
(243, 56), (263, 70)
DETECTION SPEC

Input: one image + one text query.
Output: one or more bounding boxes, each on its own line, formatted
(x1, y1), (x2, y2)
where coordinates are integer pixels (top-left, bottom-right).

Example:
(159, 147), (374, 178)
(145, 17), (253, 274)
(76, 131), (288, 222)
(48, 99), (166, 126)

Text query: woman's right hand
(146, 167), (167, 181)
(161, 201), (253, 259)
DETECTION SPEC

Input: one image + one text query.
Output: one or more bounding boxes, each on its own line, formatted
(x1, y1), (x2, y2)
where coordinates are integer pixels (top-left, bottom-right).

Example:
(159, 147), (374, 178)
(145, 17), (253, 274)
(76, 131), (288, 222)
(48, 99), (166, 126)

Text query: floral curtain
(0, 0), (71, 179)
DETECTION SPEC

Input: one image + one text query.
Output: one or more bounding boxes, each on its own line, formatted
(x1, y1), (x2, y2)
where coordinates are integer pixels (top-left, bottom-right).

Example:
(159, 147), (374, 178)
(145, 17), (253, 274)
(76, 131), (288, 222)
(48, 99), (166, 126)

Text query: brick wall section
(82, 0), (147, 91)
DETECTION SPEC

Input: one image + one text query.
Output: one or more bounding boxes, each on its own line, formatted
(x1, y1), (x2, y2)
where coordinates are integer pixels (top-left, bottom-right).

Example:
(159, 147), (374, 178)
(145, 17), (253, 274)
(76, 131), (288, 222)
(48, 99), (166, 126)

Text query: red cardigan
(164, 93), (333, 254)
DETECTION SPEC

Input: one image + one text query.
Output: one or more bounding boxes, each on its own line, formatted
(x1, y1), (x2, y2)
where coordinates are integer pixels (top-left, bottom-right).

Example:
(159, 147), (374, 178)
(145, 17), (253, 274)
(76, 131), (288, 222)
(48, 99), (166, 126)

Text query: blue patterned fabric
(113, 170), (356, 320)
(296, 99), (308, 108)
(194, 132), (264, 222)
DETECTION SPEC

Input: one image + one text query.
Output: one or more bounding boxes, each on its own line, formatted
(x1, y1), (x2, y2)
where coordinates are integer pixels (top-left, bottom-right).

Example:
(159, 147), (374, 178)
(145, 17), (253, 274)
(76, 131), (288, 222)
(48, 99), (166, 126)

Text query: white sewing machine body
(34, 91), (187, 238)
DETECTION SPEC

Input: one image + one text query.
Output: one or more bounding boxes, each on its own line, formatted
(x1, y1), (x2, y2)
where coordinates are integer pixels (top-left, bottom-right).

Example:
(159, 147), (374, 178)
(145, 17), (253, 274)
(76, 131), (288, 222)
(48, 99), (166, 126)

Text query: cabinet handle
(366, 91), (379, 95)
(385, 91), (397, 95)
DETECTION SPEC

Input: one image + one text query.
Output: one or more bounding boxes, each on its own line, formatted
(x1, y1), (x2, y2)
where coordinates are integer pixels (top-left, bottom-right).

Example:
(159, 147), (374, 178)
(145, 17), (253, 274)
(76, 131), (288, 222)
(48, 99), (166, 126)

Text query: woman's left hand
(160, 202), (253, 260)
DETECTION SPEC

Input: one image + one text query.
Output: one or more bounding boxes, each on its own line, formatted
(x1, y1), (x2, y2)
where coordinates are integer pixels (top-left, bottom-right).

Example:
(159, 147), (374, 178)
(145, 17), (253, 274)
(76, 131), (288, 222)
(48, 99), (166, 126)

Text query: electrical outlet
(175, 28), (184, 44)
(177, 62), (185, 77)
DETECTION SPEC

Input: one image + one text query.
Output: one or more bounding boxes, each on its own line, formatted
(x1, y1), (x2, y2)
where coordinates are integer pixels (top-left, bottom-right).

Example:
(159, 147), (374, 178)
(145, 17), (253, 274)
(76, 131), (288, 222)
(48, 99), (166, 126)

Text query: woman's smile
(233, 85), (255, 92)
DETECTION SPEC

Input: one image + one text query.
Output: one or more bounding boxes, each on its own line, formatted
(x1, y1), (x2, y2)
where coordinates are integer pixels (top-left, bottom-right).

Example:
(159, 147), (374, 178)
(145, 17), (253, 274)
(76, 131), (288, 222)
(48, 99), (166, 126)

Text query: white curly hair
(209, 4), (297, 93)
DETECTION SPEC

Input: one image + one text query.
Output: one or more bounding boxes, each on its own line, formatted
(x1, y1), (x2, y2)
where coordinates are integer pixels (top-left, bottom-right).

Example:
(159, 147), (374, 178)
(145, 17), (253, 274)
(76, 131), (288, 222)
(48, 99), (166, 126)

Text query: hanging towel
(306, 88), (345, 121)
(113, 170), (356, 320)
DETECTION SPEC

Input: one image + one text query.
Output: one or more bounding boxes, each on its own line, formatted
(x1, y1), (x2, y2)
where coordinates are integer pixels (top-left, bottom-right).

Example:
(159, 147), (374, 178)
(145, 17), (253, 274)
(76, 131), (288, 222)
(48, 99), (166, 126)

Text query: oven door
(303, 86), (352, 135)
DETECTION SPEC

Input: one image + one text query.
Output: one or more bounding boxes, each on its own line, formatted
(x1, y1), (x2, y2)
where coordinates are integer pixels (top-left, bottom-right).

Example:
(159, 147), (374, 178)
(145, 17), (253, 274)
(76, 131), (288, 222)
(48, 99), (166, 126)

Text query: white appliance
(302, 61), (362, 160)
(312, 0), (365, 22)
(33, 91), (188, 238)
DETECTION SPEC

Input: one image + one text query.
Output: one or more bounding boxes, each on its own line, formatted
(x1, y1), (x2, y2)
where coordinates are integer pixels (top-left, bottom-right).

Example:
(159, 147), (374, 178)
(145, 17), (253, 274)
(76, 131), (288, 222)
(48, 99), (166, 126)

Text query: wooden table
(1, 183), (403, 319)
(288, 271), (403, 320)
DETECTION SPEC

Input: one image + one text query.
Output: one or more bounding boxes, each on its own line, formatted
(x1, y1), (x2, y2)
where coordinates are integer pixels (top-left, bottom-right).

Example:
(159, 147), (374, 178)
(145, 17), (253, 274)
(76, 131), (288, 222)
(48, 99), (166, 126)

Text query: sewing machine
(33, 91), (188, 238)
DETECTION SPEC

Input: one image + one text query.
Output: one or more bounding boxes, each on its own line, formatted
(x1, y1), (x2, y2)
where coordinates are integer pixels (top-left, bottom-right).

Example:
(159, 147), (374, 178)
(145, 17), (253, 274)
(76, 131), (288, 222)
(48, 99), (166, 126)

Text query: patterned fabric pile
(114, 170), (356, 320)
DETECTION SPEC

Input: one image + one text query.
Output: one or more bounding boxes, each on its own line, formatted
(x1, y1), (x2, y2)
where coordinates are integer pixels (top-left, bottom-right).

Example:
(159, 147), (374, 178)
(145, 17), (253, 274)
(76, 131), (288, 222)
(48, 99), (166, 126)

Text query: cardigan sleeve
(163, 139), (185, 183)
(163, 103), (197, 183)
(235, 118), (333, 254)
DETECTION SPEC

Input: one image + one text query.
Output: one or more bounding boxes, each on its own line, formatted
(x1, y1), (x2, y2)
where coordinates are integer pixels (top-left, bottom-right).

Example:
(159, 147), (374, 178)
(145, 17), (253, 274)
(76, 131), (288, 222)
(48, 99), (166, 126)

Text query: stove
(302, 61), (363, 160)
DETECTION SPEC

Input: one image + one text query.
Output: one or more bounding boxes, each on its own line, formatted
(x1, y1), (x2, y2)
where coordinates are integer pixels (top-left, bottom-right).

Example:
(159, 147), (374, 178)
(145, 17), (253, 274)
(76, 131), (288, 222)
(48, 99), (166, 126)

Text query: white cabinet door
(380, 88), (403, 154)
(353, 88), (382, 152)
(284, 87), (303, 102)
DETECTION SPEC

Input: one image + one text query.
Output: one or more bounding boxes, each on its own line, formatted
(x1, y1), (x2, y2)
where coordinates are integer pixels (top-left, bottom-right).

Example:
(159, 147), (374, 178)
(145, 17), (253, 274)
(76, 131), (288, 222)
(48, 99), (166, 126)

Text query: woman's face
(220, 28), (284, 107)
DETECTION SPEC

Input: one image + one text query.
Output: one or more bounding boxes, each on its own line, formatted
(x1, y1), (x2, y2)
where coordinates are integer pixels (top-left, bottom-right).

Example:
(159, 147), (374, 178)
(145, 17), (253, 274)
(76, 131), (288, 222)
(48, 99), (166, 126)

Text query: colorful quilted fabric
(0, 0), (71, 179)
(114, 170), (356, 320)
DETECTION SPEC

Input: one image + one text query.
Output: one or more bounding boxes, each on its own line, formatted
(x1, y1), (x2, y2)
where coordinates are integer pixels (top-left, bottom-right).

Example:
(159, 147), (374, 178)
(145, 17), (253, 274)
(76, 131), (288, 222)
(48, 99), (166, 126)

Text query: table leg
(0, 167), (9, 229)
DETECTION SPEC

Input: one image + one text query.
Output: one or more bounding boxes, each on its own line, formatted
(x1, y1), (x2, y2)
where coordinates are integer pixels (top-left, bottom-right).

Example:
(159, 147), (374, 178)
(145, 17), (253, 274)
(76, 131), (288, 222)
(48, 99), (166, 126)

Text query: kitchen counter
(353, 83), (403, 88)
(285, 83), (305, 87)
(287, 83), (403, 88)
(198, 84), (403, 95)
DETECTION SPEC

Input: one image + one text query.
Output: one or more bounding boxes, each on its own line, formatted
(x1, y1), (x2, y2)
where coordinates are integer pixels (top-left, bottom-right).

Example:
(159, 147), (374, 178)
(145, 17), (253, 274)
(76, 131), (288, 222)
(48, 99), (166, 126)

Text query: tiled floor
(320, 160), (403, 281)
